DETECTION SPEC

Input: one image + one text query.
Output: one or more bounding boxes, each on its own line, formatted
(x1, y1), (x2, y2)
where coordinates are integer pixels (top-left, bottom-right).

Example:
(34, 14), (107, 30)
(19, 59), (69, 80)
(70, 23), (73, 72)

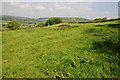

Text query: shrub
(94, 17), (107, 22)
(45, 17), (62, 26)
(58, 24), (71, 28)
(54, 24), (79, 30)
(36, 22), (45, 27)
(72, 25), (79, 28)
(102, 17), (107, 21)
(2, 23), (7, 28)
(7, 21), (20, 30)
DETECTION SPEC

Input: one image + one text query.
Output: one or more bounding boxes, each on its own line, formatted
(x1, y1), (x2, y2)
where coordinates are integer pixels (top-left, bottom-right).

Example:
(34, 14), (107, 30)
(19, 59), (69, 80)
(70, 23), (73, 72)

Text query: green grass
(0, 31), (2, 78)
(2, 21), (119, 78)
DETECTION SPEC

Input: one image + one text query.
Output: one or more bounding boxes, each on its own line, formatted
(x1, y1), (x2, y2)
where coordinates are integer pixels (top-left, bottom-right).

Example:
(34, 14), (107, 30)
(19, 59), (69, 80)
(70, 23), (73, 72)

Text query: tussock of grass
(53, 23), (80, 30)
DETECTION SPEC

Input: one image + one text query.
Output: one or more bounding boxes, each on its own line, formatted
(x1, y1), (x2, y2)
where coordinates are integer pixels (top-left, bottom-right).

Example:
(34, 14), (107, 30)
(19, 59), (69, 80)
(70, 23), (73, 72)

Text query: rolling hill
(1, 15), (90, 23)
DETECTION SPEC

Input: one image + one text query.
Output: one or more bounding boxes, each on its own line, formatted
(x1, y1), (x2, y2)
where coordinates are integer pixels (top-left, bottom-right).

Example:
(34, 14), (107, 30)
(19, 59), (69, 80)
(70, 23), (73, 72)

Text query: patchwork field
(2, 21), (119, 78)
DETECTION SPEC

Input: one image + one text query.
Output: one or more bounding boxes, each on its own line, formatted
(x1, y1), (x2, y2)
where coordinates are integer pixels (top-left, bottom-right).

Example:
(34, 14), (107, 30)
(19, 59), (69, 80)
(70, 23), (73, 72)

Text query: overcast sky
(2, 1), (119, 19)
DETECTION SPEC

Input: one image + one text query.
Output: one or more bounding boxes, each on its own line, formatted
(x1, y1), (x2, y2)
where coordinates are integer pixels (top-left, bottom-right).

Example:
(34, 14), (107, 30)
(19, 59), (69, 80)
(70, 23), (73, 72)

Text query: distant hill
(0, 15), (31, 20)
(1, 15), (90, 24)
(0, 15), (41, 24)
(38, 17), (90, 22)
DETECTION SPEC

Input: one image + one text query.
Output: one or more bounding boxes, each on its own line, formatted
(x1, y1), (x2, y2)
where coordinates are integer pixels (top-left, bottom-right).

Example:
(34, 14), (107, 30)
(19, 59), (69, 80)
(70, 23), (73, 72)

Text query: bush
(7, 21), (20, 30)
(94, 17), (107, 22)
(2, 23), (7, 28)
(36, 22), (45, 27)
(54, 24), (79, 30)
(58, 24), (71, 28)
(45, 17), (62, 26)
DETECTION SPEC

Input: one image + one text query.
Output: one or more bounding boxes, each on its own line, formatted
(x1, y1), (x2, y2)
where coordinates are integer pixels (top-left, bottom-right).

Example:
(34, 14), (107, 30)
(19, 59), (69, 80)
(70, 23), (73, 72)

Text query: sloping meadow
(2, 20), (119, 78)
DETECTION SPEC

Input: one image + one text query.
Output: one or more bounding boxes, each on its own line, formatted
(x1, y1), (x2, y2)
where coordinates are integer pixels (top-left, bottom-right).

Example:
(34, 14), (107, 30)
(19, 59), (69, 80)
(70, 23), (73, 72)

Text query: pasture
(2, 20), (119, 78)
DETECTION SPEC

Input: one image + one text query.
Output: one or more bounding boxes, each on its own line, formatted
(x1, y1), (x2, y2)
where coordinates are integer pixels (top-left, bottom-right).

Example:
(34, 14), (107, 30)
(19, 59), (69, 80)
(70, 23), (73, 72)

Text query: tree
(102, 17), (107, 21)
(36, 22), (45, 27)
(94, 18), (102, 22)
(94, 17), (107, 22)
(45, 17), (62, 26)
(7, 21), (20, 30)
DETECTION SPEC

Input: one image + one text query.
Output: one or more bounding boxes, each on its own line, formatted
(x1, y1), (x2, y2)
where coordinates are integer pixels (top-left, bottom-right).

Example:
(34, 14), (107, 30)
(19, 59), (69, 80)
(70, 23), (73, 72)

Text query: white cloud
(10, 2), (20, 6)
(35, 6), (46, 10)
(86, 7), (92, 11)
(2, 2), (117, 19)
(103, 11), (110, 15)
(9, 2), (46, 10)
(20, 4), (31, 9)
(56, 6), (72, 10)
(10, 2), (32, 9)
(74, 3), (93, 12)
(70, 0), (96, 2)
(2, 0), (119, 2)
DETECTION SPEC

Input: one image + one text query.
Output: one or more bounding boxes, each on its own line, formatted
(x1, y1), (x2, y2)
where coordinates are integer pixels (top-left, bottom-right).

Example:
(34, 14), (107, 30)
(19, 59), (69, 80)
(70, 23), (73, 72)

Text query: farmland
(2, 20), (119, 78)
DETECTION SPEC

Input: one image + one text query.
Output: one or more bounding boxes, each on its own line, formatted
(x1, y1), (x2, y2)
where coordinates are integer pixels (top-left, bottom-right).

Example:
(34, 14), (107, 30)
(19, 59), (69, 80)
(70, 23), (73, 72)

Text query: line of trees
(5, 17), (119, 30)
(94, 17), (107, 22)
(6, 17), (62, 30)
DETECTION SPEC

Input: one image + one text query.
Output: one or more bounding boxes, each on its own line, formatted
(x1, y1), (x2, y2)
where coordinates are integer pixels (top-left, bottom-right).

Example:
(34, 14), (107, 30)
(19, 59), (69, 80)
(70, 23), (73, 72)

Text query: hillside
(2, 20), (119, 78)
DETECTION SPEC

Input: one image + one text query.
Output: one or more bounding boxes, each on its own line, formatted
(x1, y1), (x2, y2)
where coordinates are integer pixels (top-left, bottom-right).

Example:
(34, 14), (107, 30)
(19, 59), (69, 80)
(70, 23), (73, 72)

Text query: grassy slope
(0, 31), (2, 78)
(2, 21), (119, 78)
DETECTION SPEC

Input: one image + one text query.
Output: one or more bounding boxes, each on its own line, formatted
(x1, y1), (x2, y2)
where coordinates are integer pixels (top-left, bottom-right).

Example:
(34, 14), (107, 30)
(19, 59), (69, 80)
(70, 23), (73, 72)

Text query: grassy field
(2, 21), (119, 78)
